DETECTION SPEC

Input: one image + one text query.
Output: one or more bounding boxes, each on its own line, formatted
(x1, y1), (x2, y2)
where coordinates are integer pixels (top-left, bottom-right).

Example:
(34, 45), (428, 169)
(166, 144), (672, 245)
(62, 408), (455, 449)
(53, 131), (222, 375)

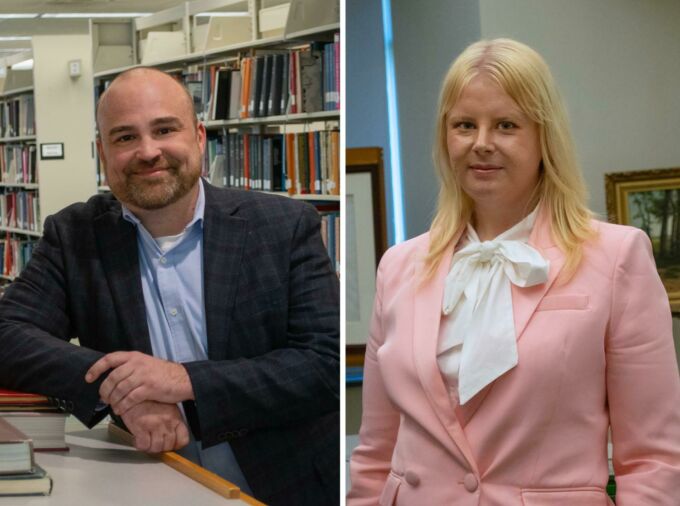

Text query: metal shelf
(0, 86), (34, 98)
(94, 26), (339, 78)
(204, 111), (339, 129)
(0, 183), (38, 189)
(0, 226), (41, 237)
(290, 194), (340, 202)
(286, 23), (340, 40)
(0, 135), (36, 143)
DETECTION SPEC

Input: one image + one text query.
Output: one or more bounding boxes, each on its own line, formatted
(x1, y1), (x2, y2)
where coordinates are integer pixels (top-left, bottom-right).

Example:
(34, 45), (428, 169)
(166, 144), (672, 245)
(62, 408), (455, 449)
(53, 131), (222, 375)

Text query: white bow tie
(441, 238), (549, 404)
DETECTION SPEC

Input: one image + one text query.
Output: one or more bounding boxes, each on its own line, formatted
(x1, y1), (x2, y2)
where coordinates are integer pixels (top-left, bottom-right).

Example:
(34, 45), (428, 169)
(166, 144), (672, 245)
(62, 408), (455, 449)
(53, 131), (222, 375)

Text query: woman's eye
(453, 121), (475, 130)
(498, 121), (517, 130)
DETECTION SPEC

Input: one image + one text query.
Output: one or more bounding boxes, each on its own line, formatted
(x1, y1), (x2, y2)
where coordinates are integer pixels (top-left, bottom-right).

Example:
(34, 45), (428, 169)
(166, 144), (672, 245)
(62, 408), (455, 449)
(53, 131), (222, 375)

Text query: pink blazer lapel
(412, 229), (479, 473)
(511, 205), (566, 341)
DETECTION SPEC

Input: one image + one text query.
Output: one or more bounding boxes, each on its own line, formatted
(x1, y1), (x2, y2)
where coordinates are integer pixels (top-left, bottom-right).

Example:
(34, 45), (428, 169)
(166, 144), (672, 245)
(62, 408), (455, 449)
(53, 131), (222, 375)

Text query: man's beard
(109, 160), (200, 210)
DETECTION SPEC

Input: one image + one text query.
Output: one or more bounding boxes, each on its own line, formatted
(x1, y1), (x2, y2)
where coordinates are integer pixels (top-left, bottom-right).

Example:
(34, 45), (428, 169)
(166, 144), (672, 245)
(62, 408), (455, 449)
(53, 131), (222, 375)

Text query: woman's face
(446, 74), (542, 214)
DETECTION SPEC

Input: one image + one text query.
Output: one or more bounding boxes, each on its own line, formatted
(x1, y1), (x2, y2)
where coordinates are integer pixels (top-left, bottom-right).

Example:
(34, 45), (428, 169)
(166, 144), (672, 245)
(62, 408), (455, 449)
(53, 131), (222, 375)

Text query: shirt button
(404, 470), (420, 486)
(160, 257), (167, 264)
(169, 308), (178, 316)
(463, 473), (478, 492)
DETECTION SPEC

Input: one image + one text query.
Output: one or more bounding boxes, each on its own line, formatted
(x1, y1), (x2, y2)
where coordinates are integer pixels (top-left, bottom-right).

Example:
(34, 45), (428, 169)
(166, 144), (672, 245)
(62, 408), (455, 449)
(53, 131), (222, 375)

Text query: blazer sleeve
(606, 227), (680, 504)
(347, 254), (401, 505)
(0, 215), (108, 427)
(183, 204), (339, 447)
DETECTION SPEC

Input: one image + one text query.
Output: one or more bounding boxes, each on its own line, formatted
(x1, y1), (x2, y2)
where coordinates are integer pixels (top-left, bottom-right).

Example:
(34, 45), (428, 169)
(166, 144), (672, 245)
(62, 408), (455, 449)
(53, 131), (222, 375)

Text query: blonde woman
(348, 39), (680, 505)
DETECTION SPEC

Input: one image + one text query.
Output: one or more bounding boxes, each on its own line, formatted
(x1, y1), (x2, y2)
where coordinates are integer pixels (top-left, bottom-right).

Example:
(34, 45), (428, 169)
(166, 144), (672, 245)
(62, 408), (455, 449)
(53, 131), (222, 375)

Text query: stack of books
(0, 417), (52, 496)
(0, 389), (68, 451)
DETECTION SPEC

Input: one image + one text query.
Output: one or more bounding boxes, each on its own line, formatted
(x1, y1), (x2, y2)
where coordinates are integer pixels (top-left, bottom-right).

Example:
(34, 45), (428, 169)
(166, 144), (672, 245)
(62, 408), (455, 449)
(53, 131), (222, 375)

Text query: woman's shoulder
(589, 218), (650, 247)
(378, 232), (431, 270)
(585, 218), (653, 266)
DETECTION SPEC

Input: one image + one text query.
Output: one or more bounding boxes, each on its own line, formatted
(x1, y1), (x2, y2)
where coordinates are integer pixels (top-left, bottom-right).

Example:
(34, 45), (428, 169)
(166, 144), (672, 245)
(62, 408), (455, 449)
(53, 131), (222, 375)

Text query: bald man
(0, 68), (339, 506)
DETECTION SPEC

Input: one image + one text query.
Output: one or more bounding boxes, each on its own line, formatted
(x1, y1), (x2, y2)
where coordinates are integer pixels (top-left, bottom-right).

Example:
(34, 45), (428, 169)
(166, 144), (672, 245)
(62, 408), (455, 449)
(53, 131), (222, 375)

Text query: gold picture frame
(605, 167), (680, 312)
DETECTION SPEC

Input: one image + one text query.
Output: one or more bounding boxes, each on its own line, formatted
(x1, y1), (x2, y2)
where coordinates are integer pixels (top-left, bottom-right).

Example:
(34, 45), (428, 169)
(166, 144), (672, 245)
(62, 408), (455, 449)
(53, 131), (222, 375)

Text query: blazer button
(463, 473), (478, 492)
(404, 470), (420, 487)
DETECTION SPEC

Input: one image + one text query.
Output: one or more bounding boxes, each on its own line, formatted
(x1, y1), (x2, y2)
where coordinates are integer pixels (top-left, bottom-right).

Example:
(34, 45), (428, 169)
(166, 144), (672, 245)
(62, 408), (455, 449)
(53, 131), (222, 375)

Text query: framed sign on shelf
(605, 167), (680, 312)
(346, 147), (388, 370)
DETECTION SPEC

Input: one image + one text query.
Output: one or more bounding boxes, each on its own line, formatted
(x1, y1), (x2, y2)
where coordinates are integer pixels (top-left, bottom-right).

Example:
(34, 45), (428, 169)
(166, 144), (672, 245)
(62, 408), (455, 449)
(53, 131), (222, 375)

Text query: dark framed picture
(346, 147), (387, 369)
(605, 167), (680, 311)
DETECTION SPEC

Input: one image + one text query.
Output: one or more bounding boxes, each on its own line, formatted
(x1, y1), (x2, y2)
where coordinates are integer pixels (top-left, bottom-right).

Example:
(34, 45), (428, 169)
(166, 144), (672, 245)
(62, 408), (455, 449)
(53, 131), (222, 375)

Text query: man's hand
(121, 400), (190, 453)
(85, 351), (194, 415)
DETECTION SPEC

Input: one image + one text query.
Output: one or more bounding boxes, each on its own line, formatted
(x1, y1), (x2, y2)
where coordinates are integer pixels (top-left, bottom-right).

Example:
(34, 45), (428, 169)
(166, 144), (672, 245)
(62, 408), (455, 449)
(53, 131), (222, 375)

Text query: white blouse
(436, 208), (549, 405)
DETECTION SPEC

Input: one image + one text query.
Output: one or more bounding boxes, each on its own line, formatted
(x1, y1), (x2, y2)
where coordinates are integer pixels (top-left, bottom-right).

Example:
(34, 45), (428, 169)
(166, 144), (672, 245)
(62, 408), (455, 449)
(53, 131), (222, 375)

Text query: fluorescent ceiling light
(195, 12), (249, 17)
(11, 59), (33, 70)
(0, 36), (32, 41)
(40, 13), (151, 19)
(0, 14), (39, 19)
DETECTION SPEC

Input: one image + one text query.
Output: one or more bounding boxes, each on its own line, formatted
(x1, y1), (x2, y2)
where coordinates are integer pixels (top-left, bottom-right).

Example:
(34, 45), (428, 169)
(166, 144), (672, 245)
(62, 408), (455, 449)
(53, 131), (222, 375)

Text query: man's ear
(196, 121), (207, 154)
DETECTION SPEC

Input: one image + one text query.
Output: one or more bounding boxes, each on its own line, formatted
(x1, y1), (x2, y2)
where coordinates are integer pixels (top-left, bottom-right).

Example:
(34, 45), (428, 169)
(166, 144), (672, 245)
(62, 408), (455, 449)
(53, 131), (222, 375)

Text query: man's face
(96, 70), (206, 212)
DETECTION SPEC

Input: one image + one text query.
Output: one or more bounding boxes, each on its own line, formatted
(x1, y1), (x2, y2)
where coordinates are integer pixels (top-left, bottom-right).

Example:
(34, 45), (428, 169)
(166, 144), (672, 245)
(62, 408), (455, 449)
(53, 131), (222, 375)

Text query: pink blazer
(348, 211), (680, 506)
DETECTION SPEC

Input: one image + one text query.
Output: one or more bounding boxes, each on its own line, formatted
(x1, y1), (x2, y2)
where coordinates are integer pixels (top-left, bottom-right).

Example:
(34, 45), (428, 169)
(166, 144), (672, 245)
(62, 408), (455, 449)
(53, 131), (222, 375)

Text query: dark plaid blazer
(0, 180), (340, 505)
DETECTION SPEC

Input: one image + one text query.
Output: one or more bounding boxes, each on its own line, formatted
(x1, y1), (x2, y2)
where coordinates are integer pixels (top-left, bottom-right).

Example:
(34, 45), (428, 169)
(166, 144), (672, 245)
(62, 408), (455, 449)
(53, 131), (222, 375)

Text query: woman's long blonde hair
(425, 38), (593, 279)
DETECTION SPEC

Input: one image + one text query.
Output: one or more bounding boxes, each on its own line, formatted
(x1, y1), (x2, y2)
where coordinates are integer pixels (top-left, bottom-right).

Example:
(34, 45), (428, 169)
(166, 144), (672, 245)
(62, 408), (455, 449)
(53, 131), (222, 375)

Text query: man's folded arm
(0, 216), (108, 427)
(184, 204), (340, 448)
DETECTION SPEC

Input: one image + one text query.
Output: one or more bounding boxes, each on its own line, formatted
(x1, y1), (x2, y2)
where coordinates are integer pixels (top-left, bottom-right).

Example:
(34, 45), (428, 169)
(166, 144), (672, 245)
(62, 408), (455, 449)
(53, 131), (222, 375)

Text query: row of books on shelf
(0, 190), (40, 232)
(185, 35), (340, 122)
(320, 211), (340, 275)
(0, 144), (37, 185)
(0, 95), (35, 139)
(206, 129), (339, 196)
(1, 237), (37, 278)
(0, 388), (70, 496)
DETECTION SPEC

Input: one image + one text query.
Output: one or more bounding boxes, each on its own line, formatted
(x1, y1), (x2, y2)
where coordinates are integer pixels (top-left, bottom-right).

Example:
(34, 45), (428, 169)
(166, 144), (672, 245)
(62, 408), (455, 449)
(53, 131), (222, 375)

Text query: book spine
(334, 32), (340, 109)
(314, 131), (322, 194)
(243, 133), (250, 190)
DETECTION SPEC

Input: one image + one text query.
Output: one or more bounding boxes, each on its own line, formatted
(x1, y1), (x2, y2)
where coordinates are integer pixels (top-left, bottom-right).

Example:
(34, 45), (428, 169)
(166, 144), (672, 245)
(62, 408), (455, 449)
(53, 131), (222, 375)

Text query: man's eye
(114, 134), (135, 143)
(157, 127), (175, 135)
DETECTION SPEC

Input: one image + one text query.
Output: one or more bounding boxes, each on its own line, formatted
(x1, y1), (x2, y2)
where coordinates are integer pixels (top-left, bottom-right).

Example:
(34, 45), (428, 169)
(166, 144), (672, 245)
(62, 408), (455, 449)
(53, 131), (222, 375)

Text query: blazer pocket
(535, 294), (589, 311)
(378, 472), (402, 506)
(521, 487), (610, 506)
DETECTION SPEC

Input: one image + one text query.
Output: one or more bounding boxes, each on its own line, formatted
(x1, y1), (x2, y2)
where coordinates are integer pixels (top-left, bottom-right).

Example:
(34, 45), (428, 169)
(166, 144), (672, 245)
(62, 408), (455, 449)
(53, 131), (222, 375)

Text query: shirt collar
(121, 178), (206, 232)
(466, 205), (539, 244)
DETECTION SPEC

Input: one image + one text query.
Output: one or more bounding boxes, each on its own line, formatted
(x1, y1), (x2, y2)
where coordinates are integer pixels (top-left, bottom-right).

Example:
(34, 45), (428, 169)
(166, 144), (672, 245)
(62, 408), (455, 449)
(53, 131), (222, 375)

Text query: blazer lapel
(94, 207), (152, 354)
(202, 184), (247, 361)
(511, 205), (566, 342)
(412, 230), (479, 473)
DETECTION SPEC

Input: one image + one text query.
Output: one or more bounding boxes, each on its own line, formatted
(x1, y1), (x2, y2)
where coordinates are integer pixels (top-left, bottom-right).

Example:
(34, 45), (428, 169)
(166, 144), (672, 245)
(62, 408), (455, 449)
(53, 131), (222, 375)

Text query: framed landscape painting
(605, 167), (680, 312)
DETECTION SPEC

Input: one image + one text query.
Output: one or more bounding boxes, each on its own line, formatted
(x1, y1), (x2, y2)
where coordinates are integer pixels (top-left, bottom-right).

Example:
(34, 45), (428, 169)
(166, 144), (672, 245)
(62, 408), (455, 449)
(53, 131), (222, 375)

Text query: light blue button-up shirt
(121, 181), (252, 494)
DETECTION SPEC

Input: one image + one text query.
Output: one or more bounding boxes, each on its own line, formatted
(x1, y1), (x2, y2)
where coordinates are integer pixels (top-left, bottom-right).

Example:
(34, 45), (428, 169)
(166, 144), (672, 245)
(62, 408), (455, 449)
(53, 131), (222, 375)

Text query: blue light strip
(381, 0), (406, 244)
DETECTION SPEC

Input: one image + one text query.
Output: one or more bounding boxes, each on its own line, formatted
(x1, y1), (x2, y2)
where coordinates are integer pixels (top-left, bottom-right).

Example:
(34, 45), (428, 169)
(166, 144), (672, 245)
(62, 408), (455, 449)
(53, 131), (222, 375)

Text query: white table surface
(2, 417), (254, 505)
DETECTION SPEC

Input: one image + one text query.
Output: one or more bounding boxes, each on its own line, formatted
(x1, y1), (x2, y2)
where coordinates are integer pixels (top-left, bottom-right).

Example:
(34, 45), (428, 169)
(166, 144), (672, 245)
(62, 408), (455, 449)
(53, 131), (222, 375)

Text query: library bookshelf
(92, 0), (341, 274)
(0, 78), (40, 282)
(0, 35), (98, 286)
